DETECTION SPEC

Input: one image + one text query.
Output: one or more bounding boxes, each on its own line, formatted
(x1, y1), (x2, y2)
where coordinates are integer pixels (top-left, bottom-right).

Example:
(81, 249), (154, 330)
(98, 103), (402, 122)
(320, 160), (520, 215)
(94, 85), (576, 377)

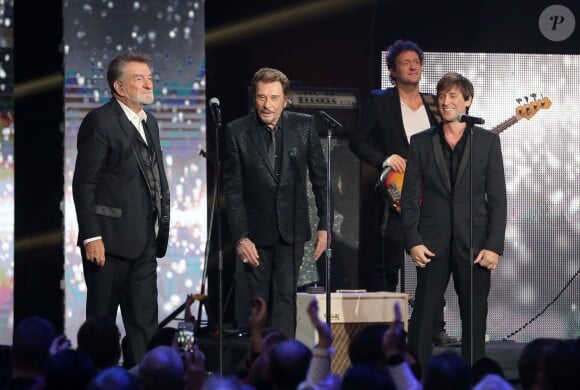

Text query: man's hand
(236, 237), (260, 267)
(409, 245), (435, 268)
(474, 249), (500, 270)
(387, 154), (407, 173)
(85, 239), (106, 267)
(314, 230), (328, 260)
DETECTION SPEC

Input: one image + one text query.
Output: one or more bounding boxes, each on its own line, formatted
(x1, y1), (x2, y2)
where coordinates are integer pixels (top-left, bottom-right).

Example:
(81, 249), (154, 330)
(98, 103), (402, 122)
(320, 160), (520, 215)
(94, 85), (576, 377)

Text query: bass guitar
(377, 96), (552, 214)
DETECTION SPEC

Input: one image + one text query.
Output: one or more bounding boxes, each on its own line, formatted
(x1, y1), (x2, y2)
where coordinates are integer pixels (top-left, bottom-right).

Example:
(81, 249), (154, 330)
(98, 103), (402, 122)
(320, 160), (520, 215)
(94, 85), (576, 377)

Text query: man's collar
(116, 98), (147, 122)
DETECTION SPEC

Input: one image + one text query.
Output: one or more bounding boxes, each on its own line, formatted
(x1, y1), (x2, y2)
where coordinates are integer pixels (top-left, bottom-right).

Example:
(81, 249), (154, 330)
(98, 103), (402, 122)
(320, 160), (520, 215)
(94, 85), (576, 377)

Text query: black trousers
(245, 238), (304, 339)
(408, 245), (490, 368)
(373, 209), (446, 334)
(82, 227), (158, 367)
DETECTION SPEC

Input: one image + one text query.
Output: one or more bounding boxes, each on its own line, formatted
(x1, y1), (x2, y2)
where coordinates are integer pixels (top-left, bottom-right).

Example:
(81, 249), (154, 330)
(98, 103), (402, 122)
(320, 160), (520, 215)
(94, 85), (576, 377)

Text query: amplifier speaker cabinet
(286, 86), (362, 291)
(295, 292), (409, 375)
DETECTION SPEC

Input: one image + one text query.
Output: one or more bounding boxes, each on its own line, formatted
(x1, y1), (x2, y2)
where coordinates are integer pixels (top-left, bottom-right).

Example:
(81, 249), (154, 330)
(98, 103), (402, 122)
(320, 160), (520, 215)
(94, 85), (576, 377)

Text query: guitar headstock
(515, 95), (552, 120)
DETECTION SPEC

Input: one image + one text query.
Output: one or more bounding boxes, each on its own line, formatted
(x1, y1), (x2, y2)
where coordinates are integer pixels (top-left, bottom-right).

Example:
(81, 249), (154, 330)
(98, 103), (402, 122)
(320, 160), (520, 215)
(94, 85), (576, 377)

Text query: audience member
(87, 366), (139, 390)
(244, 300), (288, 390)
(422, 351), (470, 390)
(139, 345), (185, 390)
(267, 339), (312, 390)
(471, 356), (505, 387)
(341, 363), (395, 390)
(381, 301), (422, 389)
(517, 337), (557, 390)
(298, 298), (340, 390)
(77, 316), (122, 370)
(9, 316), (57, 389)
(472, 373), (513, 390)
(348, 323), (390, 366)
(201, 374), (245, 390)
(43, 349), (97, 390)
(541, 338), (580, 389)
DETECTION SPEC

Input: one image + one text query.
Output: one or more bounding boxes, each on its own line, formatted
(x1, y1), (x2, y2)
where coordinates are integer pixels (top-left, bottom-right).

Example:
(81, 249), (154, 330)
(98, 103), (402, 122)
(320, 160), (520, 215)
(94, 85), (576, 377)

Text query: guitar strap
(422, 93), (442, 124)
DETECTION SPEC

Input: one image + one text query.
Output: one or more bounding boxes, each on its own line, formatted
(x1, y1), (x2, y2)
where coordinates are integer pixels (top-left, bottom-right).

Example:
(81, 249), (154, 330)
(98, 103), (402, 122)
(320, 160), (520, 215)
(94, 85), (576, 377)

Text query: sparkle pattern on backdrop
(0, 0), (14, 345)
(64, 0), (206, 344)
(381, 52), (580, 342)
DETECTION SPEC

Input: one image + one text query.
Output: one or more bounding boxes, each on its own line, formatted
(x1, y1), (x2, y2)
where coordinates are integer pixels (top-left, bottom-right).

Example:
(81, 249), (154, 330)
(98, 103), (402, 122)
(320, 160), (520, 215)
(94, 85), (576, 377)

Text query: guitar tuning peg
(530, 93), (537, 100)
(524, 96), (529, 103)
(516, 98), (523, 105)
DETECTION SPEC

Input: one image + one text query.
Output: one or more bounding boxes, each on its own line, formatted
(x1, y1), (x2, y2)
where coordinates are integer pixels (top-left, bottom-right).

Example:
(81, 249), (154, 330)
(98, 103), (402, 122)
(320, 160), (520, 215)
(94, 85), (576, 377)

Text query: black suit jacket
(72, 99), (170, 259)
(349, 87), (440, 170)
(401, 125), (507, 259)
(223, 111), (328, 247)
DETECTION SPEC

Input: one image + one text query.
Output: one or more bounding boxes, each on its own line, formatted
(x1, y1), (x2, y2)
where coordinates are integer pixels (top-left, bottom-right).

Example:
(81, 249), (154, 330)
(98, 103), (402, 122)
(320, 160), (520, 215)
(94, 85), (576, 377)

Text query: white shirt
(117, 99), (148, 145)
(400, 101), (430, 142)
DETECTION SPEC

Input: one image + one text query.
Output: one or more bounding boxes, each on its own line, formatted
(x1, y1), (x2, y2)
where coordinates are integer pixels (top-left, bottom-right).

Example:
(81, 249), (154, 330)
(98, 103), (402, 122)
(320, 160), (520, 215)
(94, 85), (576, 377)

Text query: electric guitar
(377, 96), (552, 214)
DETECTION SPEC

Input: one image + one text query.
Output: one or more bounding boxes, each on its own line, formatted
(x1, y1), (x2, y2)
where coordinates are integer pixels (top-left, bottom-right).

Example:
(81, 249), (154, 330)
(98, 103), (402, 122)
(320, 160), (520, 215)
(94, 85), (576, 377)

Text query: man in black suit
(349, 40), (456, 345)
(401, 72), (507, 367)
(73, 51), (170, 367)
(223, 67), (329, 338)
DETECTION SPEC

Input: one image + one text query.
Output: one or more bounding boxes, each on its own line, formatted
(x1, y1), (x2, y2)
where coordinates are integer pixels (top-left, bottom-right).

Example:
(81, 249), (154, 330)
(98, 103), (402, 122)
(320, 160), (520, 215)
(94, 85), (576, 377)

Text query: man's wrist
(236, 237), (248, 247)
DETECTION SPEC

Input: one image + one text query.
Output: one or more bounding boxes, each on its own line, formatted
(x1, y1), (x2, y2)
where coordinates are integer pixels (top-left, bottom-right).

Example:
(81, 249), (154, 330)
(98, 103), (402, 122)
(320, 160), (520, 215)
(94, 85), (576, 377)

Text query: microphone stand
(207, 102), (224, 374)
(318, 111), (341, 326)
(468, 122), (474, 366)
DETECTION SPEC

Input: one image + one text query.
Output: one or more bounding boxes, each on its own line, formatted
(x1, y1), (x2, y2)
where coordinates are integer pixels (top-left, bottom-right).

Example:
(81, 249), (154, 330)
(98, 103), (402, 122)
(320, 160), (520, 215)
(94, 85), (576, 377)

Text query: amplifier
(289, 87), (359, 109)
(287, 86), (359, 136)
(295, 292), (409, 375)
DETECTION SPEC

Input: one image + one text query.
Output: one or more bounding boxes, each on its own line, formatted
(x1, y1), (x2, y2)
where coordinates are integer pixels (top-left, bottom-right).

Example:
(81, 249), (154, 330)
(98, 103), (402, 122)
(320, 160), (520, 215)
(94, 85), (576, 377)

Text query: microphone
(318, 110), (343, 129)
(457, 113), (485, 125)
(209, 97), (222, 127)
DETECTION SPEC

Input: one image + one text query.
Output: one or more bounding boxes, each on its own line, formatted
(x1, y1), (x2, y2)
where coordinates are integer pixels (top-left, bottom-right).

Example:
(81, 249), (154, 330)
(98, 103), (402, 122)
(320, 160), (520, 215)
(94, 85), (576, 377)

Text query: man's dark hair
(11, 316), (56, 373)
(542, 338), (580, 390)
(348, 323), (389, 365)
(471, 356), (505, 386)
(77, 316), (121, 370)
(106, 50), (152, 96)
(517, 337), (557, 390)
(44, 349), (97, 390)
(268, 340), (312, 390)
(436, 72), (475, 114)
(249, 67), (291, 98)
(87, 366), (139, 390)
(423, 351), (471, 390)
(386, 39), (424, 85)
(342, 363), (396, 390)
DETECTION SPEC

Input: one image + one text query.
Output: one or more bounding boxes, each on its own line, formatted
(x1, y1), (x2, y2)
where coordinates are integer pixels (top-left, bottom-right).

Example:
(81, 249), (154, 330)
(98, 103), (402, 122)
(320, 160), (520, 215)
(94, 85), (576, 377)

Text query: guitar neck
(491, 115), (519, 135)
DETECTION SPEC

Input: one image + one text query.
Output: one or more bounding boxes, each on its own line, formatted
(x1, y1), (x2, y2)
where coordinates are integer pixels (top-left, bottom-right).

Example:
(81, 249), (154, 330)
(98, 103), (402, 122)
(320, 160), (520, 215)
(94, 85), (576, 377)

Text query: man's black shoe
(432, 330), (461, 346)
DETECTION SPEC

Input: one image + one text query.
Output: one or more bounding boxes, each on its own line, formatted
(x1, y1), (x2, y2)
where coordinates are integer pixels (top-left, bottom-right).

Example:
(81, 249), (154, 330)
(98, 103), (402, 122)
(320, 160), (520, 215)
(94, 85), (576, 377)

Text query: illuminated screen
(63, 1), (206, 344)
(381, 52), (580, 342)
(0, 4), (14, 345)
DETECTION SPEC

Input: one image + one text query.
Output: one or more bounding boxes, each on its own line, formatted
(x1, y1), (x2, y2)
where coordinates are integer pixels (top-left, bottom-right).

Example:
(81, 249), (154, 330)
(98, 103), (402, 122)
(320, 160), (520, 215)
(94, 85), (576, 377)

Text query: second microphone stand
(318, 110), (342, 326)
